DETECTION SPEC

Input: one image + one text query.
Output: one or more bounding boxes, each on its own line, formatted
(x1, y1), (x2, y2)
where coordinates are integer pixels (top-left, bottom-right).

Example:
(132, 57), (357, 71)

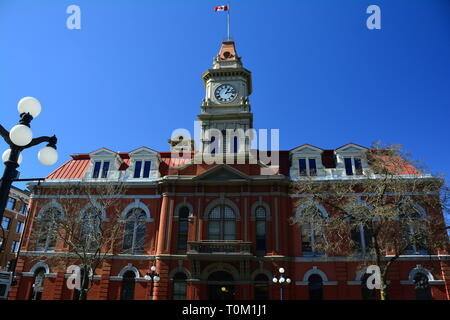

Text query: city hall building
(8, 41), (450, 300)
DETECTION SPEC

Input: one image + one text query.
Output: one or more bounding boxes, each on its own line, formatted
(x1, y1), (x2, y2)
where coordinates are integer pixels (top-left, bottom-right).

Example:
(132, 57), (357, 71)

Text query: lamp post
(272, 267), (291, 300)
(0, 97), (58, 222)
(144, 265), (160, 300)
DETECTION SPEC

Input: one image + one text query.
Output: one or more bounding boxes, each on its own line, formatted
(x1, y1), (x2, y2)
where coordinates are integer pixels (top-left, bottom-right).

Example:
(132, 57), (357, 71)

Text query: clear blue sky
(1, 0), (449, 192)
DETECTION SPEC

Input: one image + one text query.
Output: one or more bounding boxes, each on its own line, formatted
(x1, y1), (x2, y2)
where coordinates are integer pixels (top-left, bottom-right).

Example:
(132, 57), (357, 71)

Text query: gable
(129, 147), (159, 157)
(291, 144), (322, 154)
(335, 143), (368, 153)
(89, 148), (117, 157)
(193, 165), (250, 181)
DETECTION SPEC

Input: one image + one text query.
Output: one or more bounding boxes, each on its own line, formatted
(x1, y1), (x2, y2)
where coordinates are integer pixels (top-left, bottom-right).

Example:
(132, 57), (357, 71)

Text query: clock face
(214, 84), (237, 103)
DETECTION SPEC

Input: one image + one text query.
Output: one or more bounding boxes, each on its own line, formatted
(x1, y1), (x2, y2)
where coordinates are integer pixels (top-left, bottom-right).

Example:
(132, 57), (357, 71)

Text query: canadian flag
(214, 5), (228, 12)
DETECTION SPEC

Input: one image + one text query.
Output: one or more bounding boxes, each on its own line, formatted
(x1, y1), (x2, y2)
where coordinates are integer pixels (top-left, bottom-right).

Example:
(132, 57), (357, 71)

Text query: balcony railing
(187, 240), (252, 256)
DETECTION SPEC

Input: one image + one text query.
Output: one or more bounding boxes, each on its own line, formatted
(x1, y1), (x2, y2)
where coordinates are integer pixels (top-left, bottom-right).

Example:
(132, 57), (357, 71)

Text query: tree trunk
(380, 273), (388, 300)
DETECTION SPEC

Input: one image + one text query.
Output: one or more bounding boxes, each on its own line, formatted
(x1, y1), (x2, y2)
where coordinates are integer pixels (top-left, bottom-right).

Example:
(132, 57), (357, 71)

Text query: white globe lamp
(38, 146), (58, 166)
(9, 125), (33, 146)
(18, 97), (41, 118)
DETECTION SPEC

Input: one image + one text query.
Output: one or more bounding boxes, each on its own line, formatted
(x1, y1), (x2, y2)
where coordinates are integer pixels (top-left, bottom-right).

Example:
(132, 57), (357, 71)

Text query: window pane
(1, 217), (11, 230)
(134, 161), (142, 178)
(299, 159), (307, 176)
(143, 161), (151, 178)
(177, 220), (188, 251)
(354, 158), (363, 175)
(123, 222), (134, 250)
(92, 161), (101, 178)
(255, 207), (266, 219)
(309, 159), (317, 176)
(350, 226), (363, 251)
(16, 221), (24, 233)
(301, 224), (312, 253)
(6, 198), (16, 210)
(11, 241), (19, 253)
(173, 282), (187, 300)
(22, 204), (28, 215)
(101, 162), (110, 178)
(223, 206), (235, 219)
(208, 221), (220, 240)
(344, 158), (353, 175)
(224, 221), (236, 240)
(256, 220), (266, 236)
(209, 207), (221, 220)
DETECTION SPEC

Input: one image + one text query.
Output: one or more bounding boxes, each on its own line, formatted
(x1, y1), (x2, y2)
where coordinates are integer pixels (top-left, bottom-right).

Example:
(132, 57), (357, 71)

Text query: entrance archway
(207, 271), (235, 300)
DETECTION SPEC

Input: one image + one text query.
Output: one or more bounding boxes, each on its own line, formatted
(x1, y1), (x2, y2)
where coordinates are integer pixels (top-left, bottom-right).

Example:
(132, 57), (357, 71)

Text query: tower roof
(218, 41), (238, 61)
(213, 41), (242, 69)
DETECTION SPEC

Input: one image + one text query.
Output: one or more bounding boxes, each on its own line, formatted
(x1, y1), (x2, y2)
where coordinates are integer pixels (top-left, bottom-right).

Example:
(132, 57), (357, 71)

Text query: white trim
(37, 199), (64, 219)
(121, 199), (153, 222)
(118, 263), (141, 278)
(30, 262), (50, 274)
(79, 200), (108, 221)
(203, 198), (241, 220)
(168, 267), (192, 281)
(301, 266), (330, 282)
(250, 200), (271, 220)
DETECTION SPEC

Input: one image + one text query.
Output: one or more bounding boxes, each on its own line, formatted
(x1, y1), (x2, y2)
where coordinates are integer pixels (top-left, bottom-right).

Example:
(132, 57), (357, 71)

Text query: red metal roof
(44, 145), (423, 180)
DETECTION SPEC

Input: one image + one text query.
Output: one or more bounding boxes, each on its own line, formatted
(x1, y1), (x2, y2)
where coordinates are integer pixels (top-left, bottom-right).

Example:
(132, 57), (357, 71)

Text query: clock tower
(198, 41), (253, 157)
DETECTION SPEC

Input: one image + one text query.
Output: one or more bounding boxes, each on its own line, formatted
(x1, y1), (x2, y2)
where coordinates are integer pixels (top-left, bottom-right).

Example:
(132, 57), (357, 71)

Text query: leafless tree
(290, 142), (450, 300)
(28, 181), (144, 300)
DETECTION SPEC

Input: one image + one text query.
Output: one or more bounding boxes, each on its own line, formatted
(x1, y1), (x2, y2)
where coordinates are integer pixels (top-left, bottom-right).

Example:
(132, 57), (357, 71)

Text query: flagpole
(227, 4), (230, 40)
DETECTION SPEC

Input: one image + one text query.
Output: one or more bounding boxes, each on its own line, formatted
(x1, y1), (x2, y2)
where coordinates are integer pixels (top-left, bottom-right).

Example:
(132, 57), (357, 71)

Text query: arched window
(399, 206), (427, 254)
(300, 207), (325, 256)
(177, 207), (190, 252)
(36, 208), (62, 252)
(350, 223), (374, 253)
(172, 272), (187, 300)
(123, 209), (146, 254)
(255, 207), (267, 255)
(121, 271), (136, 300)
(30, 268), (46, 300)
(208, 205), (236, 240)
(414, 272), (432, 300)
(360, 272), (377, 300)
(80, 207), (102, 252)
(253, 274), (269, 300)
(308, 274), (323, 300)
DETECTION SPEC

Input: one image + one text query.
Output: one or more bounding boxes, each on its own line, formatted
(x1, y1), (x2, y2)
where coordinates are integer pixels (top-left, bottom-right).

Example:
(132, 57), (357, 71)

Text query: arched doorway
(414, 272), (432, 300)
(207, 271), (234, 300)
(253, 274), (269, 300)
(308, 274), (323, 300)
(121, 271), (136, 300)
(30, 267), (46, 300)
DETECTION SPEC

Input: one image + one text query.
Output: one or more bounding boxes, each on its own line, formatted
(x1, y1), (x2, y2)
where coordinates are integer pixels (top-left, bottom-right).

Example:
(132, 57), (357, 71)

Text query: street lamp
(272, 267), (291, 300)
(0, 97), (58, 222)
(144, 265), (160, 300)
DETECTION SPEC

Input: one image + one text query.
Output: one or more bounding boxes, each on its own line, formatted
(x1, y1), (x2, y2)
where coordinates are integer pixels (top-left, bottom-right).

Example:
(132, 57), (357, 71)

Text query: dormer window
(299, 158), (317, 177)
(133, 161), (152, 178)
(92, 161), (110, 178)
(127, 147), (160, 180)
(344, 157), (363, 176)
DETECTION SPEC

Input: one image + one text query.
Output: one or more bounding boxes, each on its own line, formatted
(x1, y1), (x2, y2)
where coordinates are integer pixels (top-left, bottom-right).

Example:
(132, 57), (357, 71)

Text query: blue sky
(0, 0), (449, 194)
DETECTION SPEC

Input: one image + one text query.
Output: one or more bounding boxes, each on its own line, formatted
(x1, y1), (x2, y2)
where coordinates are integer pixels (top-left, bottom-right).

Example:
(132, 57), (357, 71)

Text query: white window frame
(132, 159), (152, 179)
(344, 156), (363, 176)
(92, 160), (110, 179)
(298, 158), (318, 177)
